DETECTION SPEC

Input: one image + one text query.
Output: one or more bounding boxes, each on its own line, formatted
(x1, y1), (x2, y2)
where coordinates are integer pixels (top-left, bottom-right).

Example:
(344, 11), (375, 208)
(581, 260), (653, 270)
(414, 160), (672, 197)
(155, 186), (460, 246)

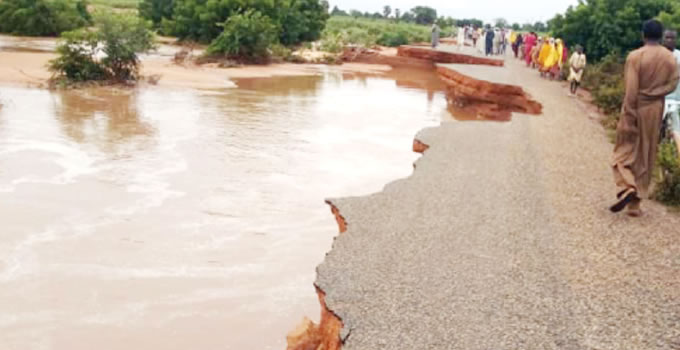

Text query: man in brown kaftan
(611, 20), (680, 216)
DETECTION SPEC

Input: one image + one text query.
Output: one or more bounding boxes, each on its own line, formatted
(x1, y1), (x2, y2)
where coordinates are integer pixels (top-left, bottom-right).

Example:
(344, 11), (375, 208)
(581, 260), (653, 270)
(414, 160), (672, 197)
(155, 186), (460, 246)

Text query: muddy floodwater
(0, 68), (449, 349)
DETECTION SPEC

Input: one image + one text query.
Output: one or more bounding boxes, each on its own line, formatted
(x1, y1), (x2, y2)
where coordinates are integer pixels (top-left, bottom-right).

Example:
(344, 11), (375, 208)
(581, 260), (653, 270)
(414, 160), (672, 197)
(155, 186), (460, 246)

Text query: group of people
(511, 32), (586, 95)
(433, 20), (680, 217)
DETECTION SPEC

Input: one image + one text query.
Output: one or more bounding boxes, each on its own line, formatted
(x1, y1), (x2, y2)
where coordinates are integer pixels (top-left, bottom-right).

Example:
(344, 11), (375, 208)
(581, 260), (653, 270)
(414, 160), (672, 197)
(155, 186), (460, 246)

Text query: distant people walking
(611, 20), (679, 216)
(431, 23), (440, 48)
(524, 32), (537, 66)
(457, 26), (466, 50)
(568, 45), (587, 96)
(472, 28), (479, 47)
(493, 28), (501, 54)
(662, 29), (680, 157)
(485, 27), (495, 56)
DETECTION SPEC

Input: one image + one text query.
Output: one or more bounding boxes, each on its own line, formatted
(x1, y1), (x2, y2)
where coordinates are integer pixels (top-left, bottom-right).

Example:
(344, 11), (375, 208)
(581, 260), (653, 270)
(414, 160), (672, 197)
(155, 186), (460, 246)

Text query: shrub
(377, 31), (409, 47)
(582, 53), (625, 116)
(0, 0), (91, 36)
(320, 16), (434, 49)
(655, 141), (680, 205)
(49, 12), (156, 83)
(168, 0), (328, 45)
(549, 0), (674, 62)
(139, 0), (175, 28)
(319, 32), (344, 53)
(205, 10), (278, 61)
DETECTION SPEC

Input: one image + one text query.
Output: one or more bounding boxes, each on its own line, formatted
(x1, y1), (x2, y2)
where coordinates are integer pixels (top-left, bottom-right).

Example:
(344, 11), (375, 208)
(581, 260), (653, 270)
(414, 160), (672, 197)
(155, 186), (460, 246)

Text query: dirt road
(317, 53), (680, 349)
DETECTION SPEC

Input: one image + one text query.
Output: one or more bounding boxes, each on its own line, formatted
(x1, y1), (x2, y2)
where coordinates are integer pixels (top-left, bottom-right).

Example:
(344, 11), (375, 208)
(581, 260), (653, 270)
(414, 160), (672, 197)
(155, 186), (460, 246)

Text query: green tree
(138, 0), (174, 28)
(206, 9), (277, 61)
(550, 0), (675, 61)
(169, 0), (328, 45)
(410, 6), (437, 25)
(50, 12), (156, 82)
(394, 8), (400, 21)
(494, 17), (508, 28)
(383, 5), (391, 18)
(401, 11), (415, 23)
(0, 0), (91, 36)
(533, 21), (546, 32)
(350, 9), (362, 18)
(331, 6), (347, 16)
(512, 22), (520, 30)
(457, 18), (483, 28)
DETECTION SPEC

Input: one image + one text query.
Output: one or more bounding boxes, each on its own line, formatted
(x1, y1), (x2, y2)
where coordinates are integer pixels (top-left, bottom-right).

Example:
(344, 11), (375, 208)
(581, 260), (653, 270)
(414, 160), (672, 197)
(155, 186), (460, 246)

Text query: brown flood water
(0, 67), (448, 349)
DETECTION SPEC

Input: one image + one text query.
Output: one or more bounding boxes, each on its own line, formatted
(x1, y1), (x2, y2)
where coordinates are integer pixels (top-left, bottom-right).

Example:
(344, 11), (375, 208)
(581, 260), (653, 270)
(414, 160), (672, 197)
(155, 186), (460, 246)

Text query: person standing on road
(485, 26), (495, 56)
(662, 29), (680, 157)
(524, 32), (537, 66)
(493, 28), (501, 55)
(611, 20), (679, 216)
(431, 22), (440, 48)
(472, 27), (480, 48)
(568, 45), (587, 96)
(457, 26), (466, 50)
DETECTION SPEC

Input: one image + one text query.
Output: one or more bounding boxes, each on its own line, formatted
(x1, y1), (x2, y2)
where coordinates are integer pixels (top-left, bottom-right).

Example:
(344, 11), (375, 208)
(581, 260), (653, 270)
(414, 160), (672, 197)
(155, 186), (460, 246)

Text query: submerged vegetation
(49, 12), (155, 84)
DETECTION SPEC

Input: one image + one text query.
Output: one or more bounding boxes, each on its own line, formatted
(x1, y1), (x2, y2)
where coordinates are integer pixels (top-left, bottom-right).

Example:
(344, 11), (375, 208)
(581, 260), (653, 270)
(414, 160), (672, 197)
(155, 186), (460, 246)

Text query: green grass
(320, 16), (452, 52)
(88, 0), (139, 10)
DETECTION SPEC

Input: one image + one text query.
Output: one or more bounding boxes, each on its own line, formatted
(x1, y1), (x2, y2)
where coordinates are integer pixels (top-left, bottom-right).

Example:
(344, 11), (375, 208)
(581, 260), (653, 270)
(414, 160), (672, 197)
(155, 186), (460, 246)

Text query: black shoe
(610, 190), (638, 213)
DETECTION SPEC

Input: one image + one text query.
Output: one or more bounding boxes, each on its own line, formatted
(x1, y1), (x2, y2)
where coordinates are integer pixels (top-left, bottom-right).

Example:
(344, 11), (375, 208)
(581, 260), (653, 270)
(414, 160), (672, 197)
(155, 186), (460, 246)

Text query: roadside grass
(320, 16), (452, 52)
(88, 0), (139, 10)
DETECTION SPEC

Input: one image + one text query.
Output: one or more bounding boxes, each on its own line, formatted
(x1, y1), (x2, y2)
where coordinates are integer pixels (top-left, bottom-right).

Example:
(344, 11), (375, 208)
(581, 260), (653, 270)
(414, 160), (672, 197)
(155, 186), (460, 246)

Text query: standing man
(485, 26), (495, 56)
(663, 29), (680, 157)
(457, 26), (466, 50)
(611, 20), (679, 216)
(431, 22), (440, 48)
(568, 45), (587, 96)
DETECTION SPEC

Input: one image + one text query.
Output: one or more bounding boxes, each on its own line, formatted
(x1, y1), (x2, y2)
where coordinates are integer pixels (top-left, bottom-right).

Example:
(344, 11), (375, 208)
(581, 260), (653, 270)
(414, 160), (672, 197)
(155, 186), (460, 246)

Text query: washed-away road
(316, 50), (680, 349)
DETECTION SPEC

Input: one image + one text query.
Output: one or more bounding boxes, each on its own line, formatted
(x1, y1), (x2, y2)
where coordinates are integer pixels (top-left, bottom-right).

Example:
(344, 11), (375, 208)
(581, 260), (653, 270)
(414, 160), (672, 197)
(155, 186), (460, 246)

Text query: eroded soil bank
(286, 46), (545, 350)
(0, 35), (392, 89)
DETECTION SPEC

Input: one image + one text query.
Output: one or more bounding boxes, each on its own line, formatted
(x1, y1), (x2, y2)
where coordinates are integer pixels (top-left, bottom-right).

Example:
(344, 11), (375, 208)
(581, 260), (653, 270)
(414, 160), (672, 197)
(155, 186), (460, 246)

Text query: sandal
(610, 189), (638, 213)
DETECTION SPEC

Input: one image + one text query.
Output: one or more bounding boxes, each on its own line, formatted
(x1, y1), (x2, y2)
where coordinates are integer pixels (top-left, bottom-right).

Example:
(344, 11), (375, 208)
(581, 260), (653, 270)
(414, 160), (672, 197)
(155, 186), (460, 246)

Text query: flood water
(0, 68), (449, 349)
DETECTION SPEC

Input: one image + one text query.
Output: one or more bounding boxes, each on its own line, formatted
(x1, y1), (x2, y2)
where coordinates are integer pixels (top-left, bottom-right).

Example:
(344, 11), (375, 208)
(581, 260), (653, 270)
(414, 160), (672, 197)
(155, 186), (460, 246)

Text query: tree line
(547, 0), (680, 62)
(329, 5), (548, 32)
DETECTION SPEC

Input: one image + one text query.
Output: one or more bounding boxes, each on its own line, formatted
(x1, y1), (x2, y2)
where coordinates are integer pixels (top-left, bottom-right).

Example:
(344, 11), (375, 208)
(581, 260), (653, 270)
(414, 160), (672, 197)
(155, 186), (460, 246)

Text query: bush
(549, 0), (674, 62)
(582, 53), (625, 116)
(321, 16), (434, 49)
(205, 10), (278, 61)
(0, 0), (91, 36)
(167, 0), (328, 45)
(49, 12), (156, 83)
(655, 141), (680, 205)
(139, 0), (175, 28)
(377, 31), (409, 47)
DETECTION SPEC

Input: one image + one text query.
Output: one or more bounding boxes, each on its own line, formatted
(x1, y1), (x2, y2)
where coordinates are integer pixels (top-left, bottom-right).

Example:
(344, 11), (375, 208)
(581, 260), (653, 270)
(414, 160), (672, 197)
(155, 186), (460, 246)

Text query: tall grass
(320, 16), (452, 52)
(88, 0), (139, 9)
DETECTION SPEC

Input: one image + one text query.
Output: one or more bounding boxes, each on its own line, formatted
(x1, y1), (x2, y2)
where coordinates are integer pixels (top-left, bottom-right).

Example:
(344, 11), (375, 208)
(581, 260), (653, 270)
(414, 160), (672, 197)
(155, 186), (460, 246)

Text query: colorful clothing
(524, 34), (536, 66)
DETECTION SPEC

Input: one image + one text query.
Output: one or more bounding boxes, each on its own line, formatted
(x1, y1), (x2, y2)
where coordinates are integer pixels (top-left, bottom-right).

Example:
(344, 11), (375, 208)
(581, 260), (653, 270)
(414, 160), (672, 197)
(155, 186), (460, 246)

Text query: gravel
(315, 50), (680, 350)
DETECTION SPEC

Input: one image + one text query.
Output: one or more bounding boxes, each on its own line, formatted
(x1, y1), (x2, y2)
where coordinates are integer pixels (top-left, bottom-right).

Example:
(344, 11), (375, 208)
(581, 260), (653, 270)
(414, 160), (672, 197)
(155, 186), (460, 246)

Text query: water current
(0, 67), (449, 349)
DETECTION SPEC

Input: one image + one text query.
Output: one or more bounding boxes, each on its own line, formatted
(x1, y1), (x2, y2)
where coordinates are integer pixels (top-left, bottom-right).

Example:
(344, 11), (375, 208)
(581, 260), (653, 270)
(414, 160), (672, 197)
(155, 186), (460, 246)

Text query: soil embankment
(0, 35), (392, 89)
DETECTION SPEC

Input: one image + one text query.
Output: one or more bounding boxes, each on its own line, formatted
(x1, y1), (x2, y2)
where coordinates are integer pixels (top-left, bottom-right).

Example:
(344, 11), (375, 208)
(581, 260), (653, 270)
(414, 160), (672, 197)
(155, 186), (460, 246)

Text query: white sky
(329, 0), (580, 24)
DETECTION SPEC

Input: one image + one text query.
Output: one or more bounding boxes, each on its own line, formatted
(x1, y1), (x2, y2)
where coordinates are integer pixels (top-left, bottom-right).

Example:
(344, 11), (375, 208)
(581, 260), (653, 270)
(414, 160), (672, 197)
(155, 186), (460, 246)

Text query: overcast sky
(329, 0), (580, 24)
